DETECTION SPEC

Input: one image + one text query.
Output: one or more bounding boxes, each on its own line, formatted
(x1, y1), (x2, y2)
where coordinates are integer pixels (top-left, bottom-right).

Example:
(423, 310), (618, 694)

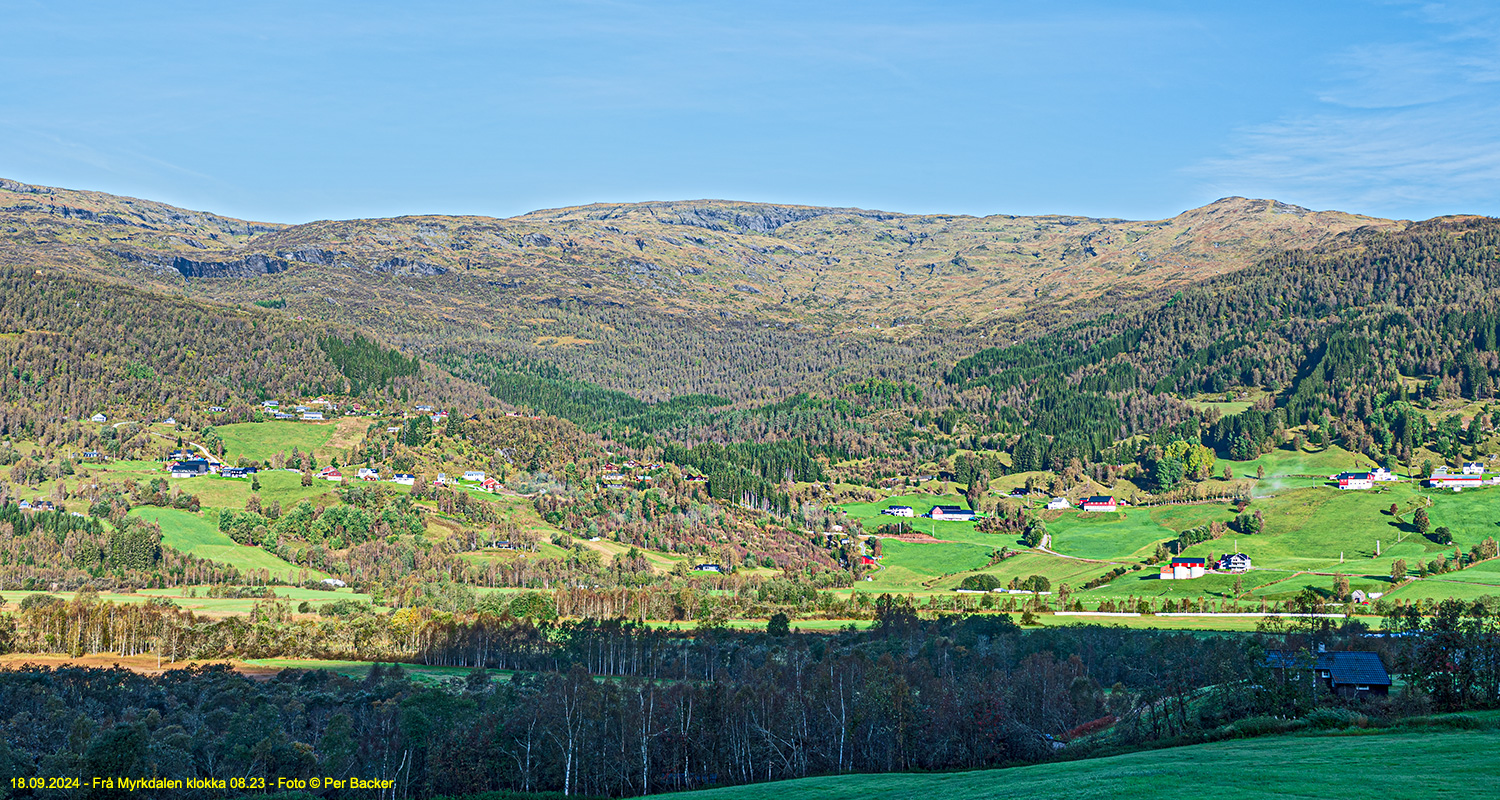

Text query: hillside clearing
(132, 506), (325, 580)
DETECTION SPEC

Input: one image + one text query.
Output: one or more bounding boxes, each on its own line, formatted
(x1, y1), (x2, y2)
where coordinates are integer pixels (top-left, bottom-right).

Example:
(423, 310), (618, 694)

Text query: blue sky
(2, 0), (1497, 223)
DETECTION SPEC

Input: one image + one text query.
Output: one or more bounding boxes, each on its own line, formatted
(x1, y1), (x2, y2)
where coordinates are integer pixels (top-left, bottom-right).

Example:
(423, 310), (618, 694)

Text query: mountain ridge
(0, 178), (1403, 327)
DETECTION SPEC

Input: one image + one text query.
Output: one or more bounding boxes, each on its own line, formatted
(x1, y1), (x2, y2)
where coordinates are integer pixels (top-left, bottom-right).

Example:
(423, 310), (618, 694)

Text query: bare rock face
(656, 205), (843, 233)
(168, 253), (290, 278)
(278, 248), (340, 265)
(375, 256), (447, 275)
(105, 248), (291, 278)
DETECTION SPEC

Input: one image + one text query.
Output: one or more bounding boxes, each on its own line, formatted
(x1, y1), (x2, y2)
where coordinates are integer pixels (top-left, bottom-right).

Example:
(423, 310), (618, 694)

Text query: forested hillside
(5, 176), (1500, 505)
(942, 216), (1500, 471)
(0, 267), (487, 437)
(0, 178), (1400, 406)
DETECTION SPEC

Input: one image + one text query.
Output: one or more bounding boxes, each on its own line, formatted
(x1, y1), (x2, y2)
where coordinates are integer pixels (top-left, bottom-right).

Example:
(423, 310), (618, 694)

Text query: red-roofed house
(1428, 474), (1483, 489)
(1081, 496), (1117, 512)
(1335, 472), (1373, 490)
(1160, 557), (1206, 580)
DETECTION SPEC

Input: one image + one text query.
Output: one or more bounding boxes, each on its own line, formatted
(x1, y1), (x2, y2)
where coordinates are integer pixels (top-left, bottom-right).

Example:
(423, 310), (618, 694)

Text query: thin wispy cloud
(1191, 1), (1500, 218)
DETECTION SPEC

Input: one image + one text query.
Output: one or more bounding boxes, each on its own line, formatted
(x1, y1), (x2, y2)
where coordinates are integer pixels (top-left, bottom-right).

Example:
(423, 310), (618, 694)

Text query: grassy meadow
(0, 584), (370, 618)
(214, 418), (366, 463)
(132, 506), (327, 580)
(669, 728), (1500, 800)
(19, 421), (1495, 635)
(842, 443), (1500, 612)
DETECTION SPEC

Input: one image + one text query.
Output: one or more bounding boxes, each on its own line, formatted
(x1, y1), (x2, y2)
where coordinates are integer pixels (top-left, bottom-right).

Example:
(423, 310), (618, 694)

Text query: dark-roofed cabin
(1267, 650), (1391, 699)
(169, 459), (212, 478)
(1219, 552), (1252, 573)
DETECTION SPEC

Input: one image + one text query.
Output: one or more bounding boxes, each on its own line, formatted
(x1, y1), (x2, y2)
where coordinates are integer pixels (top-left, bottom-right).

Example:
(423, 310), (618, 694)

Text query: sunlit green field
(837, 493), (983, 540)
(239, 658), (507, 684)
(83, 460), (336, 509)
(1219, 443), (1383, 490)
(865, 538), (993, 588)
(924, 550), (1116, 592)
(1387, 577), (1500, 602)
(841, 443), (1500, 615)
(132, 506), (327, 580)
(0, 585), (370, 617)
(216, 420), (338, 462)
(1047, 509), (1178, 561)
(671, 729), (1500, 800)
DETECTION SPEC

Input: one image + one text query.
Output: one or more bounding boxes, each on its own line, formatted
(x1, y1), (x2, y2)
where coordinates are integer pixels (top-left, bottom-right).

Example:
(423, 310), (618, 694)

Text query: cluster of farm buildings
(1333, 462), (1497, 491)
(163, 455), (537, 494)
(90, 398), (463, 428)
(1157, 554), (1252, 580)
(879, 495), (1121, 523)
(163, 453), (425, 487)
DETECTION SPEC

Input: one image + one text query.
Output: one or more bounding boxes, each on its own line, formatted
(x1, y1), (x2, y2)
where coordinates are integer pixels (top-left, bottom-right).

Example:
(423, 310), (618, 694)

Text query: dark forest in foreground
(0, 603), (1494, 799)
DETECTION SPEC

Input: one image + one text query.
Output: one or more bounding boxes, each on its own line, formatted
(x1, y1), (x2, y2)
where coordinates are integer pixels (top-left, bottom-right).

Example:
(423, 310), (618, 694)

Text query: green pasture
(80, 461), (336, 509)
(132, 506), (326, 580)
(866, 539), (994, 589)
(672, 729), (1500, 800)
(1046, 510), (1173, 561)
(215, 420), (338, 462)
(856, 475), (1499, 607)
(1388, 577), (1500, 602)
(1428, 486), (1500, 545)
(1220, 443), (1381, 490)
(0, 585), (369, 617)
(932, 551), (1116, 592)
(1178, 483), (1493, 578)
(838, 494), (985, 541)
(1083, 569), (1247, 600)
(1242, 571), (1393, 601)
(1446, 557), (1500, 584)
(187, 469), (337, 509)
